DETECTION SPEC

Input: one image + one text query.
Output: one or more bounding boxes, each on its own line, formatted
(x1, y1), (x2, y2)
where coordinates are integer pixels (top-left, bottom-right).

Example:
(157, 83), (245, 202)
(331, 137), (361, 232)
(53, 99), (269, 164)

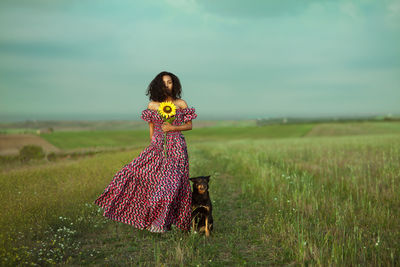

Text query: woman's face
(162, 75), (173, 92)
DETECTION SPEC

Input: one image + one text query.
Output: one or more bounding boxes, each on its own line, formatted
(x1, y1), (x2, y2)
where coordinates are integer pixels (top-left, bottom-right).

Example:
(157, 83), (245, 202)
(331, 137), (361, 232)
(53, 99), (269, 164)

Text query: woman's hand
(161, 122), (175, 132)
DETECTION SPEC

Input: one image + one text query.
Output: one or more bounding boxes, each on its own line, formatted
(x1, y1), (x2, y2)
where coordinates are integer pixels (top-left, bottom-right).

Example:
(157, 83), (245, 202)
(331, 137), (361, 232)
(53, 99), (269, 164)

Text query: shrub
(46, 152), (57, 162)
(0, 154), (20, 164)
(19, 145), (45, 162)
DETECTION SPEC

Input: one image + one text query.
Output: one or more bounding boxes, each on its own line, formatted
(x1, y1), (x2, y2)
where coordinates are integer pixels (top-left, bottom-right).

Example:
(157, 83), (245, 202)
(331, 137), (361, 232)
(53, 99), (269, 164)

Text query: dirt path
(0, 134), (61, 156)
(67, 168), (273, 266)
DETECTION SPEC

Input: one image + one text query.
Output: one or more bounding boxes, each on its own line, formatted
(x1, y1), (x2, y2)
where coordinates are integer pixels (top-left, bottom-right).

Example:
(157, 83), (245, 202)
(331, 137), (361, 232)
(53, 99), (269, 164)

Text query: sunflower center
(163, 106), (172, 113)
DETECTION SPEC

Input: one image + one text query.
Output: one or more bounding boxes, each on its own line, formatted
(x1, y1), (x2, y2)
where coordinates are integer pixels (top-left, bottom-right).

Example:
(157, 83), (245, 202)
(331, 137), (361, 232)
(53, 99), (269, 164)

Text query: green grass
(185, 123), (314, 141)
(192, 135), (400, 265)
(38, 123), (314, 151)
(37, 121), (400, 152)
(1, 122), (400, 265)
(40, 130), (150, 150)
(0, 149), (143, 265)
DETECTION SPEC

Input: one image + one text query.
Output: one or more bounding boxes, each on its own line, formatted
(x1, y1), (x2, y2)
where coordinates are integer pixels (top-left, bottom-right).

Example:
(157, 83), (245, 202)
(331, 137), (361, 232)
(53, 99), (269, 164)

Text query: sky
(1, 0), (399, 121)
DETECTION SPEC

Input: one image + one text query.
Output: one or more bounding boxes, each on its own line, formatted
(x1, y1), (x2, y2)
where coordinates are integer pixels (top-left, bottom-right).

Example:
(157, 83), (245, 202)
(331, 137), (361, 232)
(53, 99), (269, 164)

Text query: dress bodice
(141, 107), (197, 137)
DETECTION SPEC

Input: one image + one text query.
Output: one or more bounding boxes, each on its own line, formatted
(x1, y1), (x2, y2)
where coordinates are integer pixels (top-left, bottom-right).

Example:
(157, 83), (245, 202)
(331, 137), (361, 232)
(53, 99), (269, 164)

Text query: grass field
(38, 121), (400, 150)
(38, 124), (314, 151)
(0, 121), (399, 265)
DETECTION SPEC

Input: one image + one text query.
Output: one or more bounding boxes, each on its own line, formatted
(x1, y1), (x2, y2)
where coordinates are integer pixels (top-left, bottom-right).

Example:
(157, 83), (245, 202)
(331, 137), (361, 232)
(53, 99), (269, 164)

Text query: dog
(189, 175), (213, 237)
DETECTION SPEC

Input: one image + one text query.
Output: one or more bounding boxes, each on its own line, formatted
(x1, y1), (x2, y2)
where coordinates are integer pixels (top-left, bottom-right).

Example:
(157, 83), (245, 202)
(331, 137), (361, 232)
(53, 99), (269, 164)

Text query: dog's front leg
(205, 216), (210, 237)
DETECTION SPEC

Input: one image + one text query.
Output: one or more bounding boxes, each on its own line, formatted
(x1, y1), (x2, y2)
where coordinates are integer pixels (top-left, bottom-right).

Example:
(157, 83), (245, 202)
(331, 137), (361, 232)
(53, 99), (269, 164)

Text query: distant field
(0, 119), (256, 134)
(40, 130), (150, 151)
(1, 121), (400, 156)
(38, 123), (313, 150)
(41, 121), (400, 150)
(0, 134), (60, 156)
(305, 121), (400, 136)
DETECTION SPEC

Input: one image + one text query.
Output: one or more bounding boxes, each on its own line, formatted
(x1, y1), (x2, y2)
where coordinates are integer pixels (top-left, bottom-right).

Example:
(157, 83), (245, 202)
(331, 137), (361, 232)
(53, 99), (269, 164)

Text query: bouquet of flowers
(158, 101), (177, 158)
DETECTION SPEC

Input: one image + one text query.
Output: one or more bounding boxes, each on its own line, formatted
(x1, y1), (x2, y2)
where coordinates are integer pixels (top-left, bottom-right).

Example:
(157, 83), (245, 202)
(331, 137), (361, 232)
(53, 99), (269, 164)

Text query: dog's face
(189, 175), (211, 194)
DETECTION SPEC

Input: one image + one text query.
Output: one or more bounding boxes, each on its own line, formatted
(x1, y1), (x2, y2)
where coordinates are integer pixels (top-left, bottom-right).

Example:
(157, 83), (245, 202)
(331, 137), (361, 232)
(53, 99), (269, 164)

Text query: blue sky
(1, 0), (399, 121)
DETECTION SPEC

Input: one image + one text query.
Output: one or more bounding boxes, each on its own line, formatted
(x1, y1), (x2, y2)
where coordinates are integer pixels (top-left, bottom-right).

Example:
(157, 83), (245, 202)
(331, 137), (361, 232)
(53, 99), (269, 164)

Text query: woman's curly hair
(146, 71), (182, 102)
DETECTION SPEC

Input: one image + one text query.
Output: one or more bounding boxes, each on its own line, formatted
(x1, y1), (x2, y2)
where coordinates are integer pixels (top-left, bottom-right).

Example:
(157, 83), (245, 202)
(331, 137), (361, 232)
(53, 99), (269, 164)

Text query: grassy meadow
(0, 121), (399, 266)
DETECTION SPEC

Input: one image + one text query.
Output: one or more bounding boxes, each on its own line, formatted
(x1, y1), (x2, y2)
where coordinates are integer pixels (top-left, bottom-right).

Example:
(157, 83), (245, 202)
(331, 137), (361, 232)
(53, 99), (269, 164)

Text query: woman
(94, 71), (197, 233)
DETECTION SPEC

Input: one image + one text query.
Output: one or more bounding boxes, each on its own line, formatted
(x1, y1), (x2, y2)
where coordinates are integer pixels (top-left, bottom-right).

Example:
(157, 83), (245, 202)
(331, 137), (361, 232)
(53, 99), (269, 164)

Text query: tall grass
(192, 134), (400, 265)
(0, 149), (143, 265)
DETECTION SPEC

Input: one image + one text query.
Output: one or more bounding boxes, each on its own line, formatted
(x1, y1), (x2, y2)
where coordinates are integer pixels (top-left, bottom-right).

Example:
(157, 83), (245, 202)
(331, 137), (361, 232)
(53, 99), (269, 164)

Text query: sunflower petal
(158, 101), (177, 119)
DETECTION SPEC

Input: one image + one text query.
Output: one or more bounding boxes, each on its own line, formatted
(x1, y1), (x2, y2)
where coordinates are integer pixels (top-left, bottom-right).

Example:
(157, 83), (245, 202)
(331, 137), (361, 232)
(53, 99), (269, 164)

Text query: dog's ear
(205, 175), (211, 182)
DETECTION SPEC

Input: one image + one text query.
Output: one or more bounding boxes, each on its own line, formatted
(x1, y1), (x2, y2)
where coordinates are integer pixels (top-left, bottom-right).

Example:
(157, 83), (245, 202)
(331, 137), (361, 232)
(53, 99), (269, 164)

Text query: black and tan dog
(189, 175), (213, 236)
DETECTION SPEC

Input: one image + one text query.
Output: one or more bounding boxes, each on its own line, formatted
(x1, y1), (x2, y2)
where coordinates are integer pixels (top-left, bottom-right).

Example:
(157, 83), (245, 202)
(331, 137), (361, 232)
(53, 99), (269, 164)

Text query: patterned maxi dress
(94, 107), (197, 233)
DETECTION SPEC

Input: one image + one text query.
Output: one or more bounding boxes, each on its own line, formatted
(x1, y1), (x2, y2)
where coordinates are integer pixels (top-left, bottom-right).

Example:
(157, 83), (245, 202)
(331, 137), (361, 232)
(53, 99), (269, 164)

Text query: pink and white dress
(94, 107), (197, 233)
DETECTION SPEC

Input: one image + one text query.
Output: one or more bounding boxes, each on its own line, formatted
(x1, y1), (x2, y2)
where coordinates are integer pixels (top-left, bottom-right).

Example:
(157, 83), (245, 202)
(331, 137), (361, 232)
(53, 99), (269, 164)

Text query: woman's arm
(147, 101), (155, 140)
(162, 121), (192, 132)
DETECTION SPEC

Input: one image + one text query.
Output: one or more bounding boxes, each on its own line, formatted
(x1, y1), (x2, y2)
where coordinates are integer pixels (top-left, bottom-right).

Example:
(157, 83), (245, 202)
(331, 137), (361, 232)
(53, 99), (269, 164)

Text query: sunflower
(158, 101), (176, 119)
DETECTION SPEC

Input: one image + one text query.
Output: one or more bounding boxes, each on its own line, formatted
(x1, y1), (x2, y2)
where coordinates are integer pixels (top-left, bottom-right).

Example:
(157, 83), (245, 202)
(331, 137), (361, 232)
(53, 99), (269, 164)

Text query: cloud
(164, 0), (200, 13)
(188, 0), (400, 25)
(193, 0), (329, 18)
